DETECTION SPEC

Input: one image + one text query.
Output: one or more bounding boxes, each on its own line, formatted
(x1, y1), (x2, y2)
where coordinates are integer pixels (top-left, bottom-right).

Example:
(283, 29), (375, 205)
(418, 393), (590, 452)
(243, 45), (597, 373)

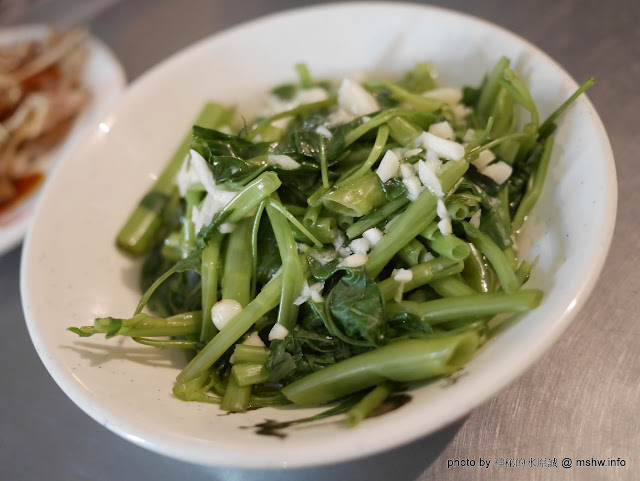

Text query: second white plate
(0, 25), (126, 256)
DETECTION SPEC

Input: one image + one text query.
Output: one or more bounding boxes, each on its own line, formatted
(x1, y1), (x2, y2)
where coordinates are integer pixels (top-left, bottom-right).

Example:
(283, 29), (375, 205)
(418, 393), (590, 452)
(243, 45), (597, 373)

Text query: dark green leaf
(256, 217), (282, 285)
(327, 268), (387, 345)
(299, 301), (328, 332)
(265, 340), (298, 382)
(509, 142), (543, 216)
(507, 168), (529, 218)
(291, 117), (346, 167)
(271, 84), (297, 101)
(381, 178), (408, 201)
(193, 126), (272, 158)
(204, 155), (267, 183)
(136, 250), (203, 316)
(465, 164), (501, 197)
(192, 126), (309, 184)
(140, 247), (203, 317)
(191, 135), (269, 184)
(462, 85), (482, 107)
(479, 203), (512, 250)
(456, 180), (512, 249)
(387, 312), (433, 339)
(370, 87), (400, 109)
(273, 170), (320, 205)
(265, 326), (350, 383)
(306, 246), (341, 281)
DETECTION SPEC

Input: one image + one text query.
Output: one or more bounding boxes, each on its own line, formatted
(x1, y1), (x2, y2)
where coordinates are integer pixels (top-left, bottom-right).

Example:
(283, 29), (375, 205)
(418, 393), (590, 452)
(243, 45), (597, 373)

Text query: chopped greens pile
(69, 59), (593, 425)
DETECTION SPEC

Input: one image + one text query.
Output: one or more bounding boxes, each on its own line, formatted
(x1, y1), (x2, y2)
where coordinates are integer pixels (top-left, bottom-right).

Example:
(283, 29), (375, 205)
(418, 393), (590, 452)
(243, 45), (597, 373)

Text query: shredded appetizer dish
(0, 27), (90, 212)
(69, 59), (592, 427)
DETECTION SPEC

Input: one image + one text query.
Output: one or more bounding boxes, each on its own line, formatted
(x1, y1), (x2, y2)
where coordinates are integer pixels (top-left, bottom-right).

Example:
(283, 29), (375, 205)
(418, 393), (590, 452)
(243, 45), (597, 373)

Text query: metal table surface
(1, 1), (638, 480)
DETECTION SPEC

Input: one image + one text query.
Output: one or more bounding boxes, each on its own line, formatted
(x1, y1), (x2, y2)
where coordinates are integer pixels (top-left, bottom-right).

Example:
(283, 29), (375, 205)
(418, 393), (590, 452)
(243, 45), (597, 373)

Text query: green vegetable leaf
(271, 83), (297, 101)
(193, 125), (271, 159)
(462, 85), (482, 107)
(204, 155), (268, 184)
(139, 247), (203, 317)
(136, 250), (203, 316)
(402, 62), (437, 93)
(327, 268), (387, 345)
(306, 246), (341, 281)
(265, 326), (350, 383)
(191, 128), (272, 183)
(465, 164), (501, 197)
(255, 216), (283, 285)
(458, 179), (512, 249)
(265, 339), (299, 382)
(291, 115), (347, 166)
(381, 178), (408, 201)
(387, 312), (433, 339)
(192, 126), (317, 184)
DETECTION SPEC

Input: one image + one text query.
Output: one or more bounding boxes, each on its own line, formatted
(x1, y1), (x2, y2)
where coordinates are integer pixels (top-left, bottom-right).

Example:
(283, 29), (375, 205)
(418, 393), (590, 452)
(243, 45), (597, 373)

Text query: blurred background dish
(0, 24), (125, 256)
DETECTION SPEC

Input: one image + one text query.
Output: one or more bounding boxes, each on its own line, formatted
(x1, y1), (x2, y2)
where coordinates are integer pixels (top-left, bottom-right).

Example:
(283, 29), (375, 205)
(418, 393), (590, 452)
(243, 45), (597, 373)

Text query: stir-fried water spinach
(70, 59), (593, 426)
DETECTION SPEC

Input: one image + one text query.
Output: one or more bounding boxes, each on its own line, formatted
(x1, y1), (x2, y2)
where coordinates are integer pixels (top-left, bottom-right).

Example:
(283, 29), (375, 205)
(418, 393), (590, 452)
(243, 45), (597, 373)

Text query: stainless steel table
(2, 1), (638, 480)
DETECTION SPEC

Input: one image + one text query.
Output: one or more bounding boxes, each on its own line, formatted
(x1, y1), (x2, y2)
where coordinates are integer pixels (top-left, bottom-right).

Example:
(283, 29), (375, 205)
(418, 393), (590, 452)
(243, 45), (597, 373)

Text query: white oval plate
(0, 25), (125, 256)
(21, 3), (616, 469)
